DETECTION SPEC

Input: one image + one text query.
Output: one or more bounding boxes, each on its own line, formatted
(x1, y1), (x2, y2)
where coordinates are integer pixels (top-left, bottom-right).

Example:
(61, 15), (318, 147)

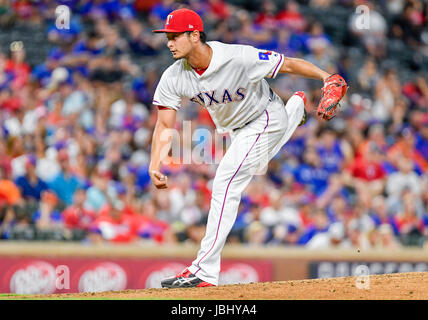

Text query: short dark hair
(186, 31), (207, 44)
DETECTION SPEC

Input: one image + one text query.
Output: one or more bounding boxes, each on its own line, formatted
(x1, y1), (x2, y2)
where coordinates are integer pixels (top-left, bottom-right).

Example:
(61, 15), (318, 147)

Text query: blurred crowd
(0, 0), (427, 250)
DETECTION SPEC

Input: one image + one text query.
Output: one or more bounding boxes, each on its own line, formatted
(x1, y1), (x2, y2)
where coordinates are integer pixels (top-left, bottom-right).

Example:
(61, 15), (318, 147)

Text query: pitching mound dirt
(4, 272), (428, 300)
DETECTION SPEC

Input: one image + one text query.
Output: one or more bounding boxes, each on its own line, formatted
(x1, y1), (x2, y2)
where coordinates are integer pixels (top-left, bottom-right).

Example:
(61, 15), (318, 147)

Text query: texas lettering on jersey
(152, 41), (285, 133)
(190, 88), (246, 108)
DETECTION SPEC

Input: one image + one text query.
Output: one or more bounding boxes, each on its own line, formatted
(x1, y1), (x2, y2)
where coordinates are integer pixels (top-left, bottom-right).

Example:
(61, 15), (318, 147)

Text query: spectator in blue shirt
(369, 195), (400, 236)
(72, 30), (105, 57)
(298, 208), (330, 245)
(15, 155), (49, 202)
(293, 147), (330, 196)
(150, 0), (175, 22)
(30, 48), (64, 87)
(114, 0), (137, 20)
(301, 21), (332, 54)
(415, 122), (428, 160)
(48, 149), (82, 206)
(316, 127), (344, 174)
(47, 16), (83, 44)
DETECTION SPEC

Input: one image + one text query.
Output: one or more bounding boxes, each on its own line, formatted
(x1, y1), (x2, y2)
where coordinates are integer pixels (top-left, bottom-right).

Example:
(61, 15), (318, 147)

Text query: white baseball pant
(187, 91), (305, 285)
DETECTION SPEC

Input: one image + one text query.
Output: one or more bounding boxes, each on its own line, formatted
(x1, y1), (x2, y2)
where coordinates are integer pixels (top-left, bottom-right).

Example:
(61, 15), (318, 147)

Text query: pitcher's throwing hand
(149, 170), (168, 189)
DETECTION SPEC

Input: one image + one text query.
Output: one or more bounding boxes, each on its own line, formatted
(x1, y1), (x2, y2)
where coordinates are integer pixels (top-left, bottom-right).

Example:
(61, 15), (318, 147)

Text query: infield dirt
(2, 271), (428, 300)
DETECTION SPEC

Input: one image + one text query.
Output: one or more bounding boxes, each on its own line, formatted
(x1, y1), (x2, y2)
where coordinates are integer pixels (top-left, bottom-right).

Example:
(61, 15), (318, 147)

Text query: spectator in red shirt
(348, 147), (386, 181)
(254, 0), (278, 30)
(276, 0), (307, 32)
(0, 88), (22, 113)
(11, 0), (33, 19)
(208, 0), (230, 21)
(136, 199), (173, 244)
(4, 41), (30, 91)
(345, 142), (386, 199)
(93, 199), (141, 243)
(298, 200), (316, 229)
(62, 187), (97, 232)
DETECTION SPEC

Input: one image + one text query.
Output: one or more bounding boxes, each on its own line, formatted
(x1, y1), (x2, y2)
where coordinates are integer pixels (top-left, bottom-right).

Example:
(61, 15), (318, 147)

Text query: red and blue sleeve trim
(271, 54), (284, 79)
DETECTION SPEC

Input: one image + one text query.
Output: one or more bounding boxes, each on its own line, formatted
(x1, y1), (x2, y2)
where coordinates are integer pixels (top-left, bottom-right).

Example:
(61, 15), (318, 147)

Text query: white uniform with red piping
(153, 41), (305, 285)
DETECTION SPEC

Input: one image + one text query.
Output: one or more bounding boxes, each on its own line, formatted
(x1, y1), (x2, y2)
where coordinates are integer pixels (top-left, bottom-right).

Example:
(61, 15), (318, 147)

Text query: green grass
(0, 294), (187, 300)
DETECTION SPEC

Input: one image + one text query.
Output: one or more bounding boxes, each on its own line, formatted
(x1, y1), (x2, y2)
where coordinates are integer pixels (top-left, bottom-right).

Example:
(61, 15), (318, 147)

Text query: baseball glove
(317, 74), (348, 121)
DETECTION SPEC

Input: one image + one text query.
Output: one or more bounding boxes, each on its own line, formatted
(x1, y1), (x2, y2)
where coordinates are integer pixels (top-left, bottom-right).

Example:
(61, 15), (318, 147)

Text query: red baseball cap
(153, 8), (204, 33)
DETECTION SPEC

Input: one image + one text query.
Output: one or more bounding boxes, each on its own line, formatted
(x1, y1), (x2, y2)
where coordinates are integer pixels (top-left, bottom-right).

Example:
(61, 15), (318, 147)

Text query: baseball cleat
(294, 91), (307, 126)
(161, 269), (215, 288)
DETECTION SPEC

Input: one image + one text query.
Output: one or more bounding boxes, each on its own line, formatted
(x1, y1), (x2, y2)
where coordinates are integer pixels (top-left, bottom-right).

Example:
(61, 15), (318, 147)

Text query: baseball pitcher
(149, 8), (348, 288)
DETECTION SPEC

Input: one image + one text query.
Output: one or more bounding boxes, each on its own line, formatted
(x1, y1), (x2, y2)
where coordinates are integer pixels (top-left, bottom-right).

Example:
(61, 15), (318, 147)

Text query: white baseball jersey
(152, 41), (285, 133)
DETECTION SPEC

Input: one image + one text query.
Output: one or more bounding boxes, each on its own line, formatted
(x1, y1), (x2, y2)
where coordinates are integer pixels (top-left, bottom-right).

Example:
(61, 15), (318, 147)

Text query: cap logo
(166, 14), (173, 26)
(189, 24), (193, 28)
